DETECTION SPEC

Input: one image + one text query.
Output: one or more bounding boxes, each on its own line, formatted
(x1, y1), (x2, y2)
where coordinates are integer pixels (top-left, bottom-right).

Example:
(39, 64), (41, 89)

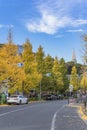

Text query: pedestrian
(82, 93), (86, 111)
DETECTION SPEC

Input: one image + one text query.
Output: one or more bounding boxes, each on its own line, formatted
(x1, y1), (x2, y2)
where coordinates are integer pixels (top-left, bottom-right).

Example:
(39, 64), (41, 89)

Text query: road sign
(69, 84), (73, 92)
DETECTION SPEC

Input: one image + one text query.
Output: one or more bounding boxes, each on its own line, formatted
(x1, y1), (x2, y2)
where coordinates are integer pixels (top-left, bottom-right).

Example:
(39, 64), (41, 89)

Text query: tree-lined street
(0, 101), (87, 130)
(0, 1), (87, 130)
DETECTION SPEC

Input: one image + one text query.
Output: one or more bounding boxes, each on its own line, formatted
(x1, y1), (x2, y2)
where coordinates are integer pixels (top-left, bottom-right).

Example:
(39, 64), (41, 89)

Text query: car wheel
(26, 100), (28, 104)
(8, 103), (11, 105)
(19, 100), (22, 105)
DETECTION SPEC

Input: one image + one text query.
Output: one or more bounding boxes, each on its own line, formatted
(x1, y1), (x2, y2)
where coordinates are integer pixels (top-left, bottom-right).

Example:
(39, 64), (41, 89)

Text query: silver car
(7, 95), (28, 105)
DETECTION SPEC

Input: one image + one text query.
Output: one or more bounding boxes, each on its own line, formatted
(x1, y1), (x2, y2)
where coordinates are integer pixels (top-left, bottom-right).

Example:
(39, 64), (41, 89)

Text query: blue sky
(0, 0), (87, 63)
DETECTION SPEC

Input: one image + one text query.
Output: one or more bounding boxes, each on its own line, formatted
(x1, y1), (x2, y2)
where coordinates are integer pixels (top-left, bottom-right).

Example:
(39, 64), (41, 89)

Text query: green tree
(80, 72), (87, 90)
(35, 45), (45, 93)
(39, 54), (54, 93)
(66, 61), (82, 75)
(59, 58), (69, 92)
(22, 39), (41, 94)
(52, 57), (64, 93)
(70, 66), (78, 91)
(36, 45), (45, 74)
(44, 54), (54, 74)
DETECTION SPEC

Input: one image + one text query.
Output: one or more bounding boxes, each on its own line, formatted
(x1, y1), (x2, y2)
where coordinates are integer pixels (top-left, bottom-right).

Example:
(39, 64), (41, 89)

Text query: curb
(78, 106), (87, 120)
(0, 104), (8, 107)
(29, 100), (45, 103)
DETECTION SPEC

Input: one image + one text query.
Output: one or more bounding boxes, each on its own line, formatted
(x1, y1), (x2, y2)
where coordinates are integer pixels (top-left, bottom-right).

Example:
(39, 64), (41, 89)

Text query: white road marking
(63, 115), (78, 118)
(0, 107), (28, 117)
(0, 103), (47, 117)
(51, 105), (65, 130)
(0, 105), (35, 117)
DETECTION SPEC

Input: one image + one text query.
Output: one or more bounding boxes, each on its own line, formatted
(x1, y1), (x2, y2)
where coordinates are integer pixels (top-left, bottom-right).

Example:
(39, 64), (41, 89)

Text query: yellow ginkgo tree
(70, 66), (79, 91)
(80, 72), (87, 91)
(0, 42), (24, 94)
(22, 39), (42, 94)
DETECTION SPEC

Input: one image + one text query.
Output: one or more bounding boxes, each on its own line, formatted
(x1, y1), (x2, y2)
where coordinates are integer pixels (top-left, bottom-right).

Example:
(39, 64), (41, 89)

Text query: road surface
(0, 100), (87, 130)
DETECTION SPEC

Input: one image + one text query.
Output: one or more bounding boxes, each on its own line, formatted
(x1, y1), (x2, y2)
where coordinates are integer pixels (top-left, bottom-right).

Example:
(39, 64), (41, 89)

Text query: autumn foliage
(0, 39), (69, 95)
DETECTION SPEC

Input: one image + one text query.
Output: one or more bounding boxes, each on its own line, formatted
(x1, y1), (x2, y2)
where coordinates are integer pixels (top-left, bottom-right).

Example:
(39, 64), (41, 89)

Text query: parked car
(45, 94), (52, 100)
(58, 94), (64, 100)
(45, 94), (58, 100)
(7, 95), (28, 105)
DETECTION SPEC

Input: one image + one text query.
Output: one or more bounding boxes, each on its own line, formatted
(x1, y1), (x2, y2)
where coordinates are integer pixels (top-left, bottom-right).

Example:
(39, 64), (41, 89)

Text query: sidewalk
(68, 102), (87, 124)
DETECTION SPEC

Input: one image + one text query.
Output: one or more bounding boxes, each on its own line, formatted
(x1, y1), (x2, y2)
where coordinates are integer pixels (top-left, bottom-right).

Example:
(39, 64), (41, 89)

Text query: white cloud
(67, 29), (84, 33)
(26, 12), (72, 34)
(71, 19), (87, 26)
(26, 13), (87, 34)
(26, 0), (87, 34)
(26, 12), (58, 34)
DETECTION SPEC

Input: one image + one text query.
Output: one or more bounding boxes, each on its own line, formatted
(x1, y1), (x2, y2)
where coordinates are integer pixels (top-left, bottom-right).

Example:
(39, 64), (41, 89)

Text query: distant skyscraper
(72, 49), (77, 63)
(7, 27), (13, 44)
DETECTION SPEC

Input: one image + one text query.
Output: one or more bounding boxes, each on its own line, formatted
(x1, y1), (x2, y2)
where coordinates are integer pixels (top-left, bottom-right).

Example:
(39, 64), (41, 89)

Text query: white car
(7, 95), (28, 105)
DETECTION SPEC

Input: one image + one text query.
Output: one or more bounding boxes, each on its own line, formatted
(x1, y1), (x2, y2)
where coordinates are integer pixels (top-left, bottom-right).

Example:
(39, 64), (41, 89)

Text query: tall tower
(72, 49), (77, 63)
(7, 27), (13, 44)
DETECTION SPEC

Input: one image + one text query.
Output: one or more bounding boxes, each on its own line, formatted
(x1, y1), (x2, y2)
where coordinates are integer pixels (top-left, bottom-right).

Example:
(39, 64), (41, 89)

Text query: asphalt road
(0, 100), (87, 130)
